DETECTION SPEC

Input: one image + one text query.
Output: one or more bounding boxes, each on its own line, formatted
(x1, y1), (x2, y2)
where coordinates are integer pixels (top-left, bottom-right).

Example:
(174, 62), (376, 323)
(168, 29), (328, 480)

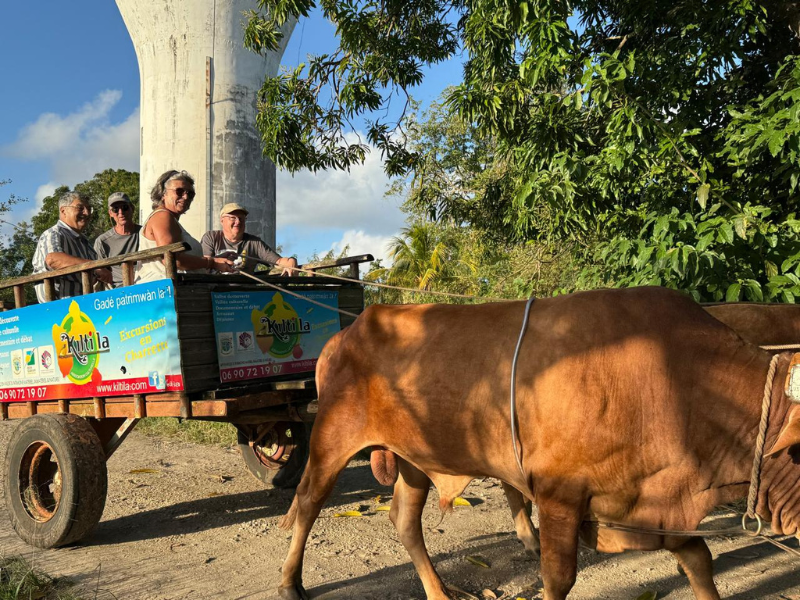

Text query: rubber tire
(237, 422), (311, 489)
(4, 413), (108, 549)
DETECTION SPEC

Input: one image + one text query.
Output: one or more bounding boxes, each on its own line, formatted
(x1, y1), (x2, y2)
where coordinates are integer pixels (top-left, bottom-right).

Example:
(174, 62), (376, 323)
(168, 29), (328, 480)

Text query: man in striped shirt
(32, 191), (113, 303)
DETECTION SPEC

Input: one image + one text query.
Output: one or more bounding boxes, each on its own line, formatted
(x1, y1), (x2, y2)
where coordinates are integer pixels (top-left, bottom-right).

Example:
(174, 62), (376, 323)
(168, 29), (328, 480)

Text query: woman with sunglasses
(136, 170), (234, 282)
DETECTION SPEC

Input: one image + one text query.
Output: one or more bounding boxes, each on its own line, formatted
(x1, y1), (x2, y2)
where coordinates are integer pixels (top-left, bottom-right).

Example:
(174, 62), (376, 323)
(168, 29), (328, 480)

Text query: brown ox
(278, 288), (800, 600)
(501, 301), (800, 559)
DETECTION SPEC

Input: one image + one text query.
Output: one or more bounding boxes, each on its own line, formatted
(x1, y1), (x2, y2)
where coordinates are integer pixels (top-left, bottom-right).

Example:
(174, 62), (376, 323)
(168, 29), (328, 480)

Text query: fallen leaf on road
(481, 589), (497, 599)
(129, 468), (160, 474)
(635, 592), (657, 600)
(333, 510), (363, 518)
(376, 506), (391, 512)
(466, 555), (490, 568)
(454, 497), (472, 507)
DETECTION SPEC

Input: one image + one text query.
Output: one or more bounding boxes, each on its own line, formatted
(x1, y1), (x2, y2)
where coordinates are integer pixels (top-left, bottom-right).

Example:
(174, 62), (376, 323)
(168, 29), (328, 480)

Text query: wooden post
(58, 399), (69, 414)
(134, 394), (146, 418)
(349, 263), (360, 280)
(13, 286), (26, 309)
(164, 251), (176, 279)
(1, 403), (8, 421)
(81, 271), (92, 295)
(179, 394), (192, 420)
(93, 397), (106, 419)
(122, 262), (134, 286)
(43, 279), (55, 302)
(28, 401), (36, 416)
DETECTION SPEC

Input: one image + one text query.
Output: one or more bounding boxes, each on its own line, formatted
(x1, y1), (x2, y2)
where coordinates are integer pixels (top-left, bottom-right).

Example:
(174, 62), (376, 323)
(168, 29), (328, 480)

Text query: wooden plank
(93, 397), (106, 419)
(0, 403), (7, 420)
(13, 286), (26, 309)
(134, 394), (146, 418)
(164, 251), (176, 279)
(81, 271), (92, 295)
(43, 280), (54, 302)
(27, 401), (36, 416)
(58, 399), (69, 414)
(122, 262), (134, 287)
(0, 242), (189, 290)
(180, 394), (192, 419)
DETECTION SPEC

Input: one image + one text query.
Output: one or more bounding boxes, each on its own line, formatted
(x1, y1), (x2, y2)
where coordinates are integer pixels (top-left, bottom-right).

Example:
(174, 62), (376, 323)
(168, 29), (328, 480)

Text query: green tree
(247, 0), (800, 301)
(34, 169), (140, 240)
(0, 180), (36, 302)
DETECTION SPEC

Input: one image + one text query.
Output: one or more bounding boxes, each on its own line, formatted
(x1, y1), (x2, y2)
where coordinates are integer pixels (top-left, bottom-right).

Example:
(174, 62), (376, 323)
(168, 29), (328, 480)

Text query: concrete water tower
(116, 0), (295, 246)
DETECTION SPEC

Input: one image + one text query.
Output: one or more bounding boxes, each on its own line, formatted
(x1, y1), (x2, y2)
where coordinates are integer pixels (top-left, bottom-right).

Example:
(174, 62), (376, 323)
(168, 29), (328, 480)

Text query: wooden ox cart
(0, 242), (372, 548)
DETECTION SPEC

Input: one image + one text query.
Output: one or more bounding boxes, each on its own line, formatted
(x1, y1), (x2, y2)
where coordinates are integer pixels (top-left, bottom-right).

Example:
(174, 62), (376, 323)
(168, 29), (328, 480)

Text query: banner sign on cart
(0, 280), (184, 402)
(211, 290), (340, 383)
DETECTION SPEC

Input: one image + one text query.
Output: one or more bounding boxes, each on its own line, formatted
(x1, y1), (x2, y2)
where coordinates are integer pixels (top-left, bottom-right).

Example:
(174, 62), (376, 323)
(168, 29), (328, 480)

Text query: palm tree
(367, 222), (477, 292)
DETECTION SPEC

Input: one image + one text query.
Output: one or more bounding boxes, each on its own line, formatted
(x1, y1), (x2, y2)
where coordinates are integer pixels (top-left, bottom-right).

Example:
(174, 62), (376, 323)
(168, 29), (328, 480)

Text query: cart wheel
(4, 413), (108, 549)
(237, 421), (310, 489)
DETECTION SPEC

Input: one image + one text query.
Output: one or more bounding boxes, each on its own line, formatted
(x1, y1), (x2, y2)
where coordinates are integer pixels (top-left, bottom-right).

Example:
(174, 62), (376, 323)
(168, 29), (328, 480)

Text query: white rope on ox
(510, 298), (536, 488)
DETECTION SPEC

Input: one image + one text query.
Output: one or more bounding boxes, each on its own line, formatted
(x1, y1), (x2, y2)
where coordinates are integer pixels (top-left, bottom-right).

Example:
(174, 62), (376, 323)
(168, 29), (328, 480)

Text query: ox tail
(279, 495), (299, 530)
(370, 448), (398, 486)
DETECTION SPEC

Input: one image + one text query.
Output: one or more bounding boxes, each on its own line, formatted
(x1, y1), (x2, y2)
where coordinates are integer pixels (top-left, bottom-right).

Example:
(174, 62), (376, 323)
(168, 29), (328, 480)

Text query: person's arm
(276, 256), (298, 276)
(252, 240), (297, 275)
(149, 212), (233, 272)
(45, 245), (113, 284)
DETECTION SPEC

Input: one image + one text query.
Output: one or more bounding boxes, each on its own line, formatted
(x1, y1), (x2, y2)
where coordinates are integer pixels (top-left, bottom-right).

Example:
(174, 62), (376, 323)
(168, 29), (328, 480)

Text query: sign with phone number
(212, 290), (340, 383)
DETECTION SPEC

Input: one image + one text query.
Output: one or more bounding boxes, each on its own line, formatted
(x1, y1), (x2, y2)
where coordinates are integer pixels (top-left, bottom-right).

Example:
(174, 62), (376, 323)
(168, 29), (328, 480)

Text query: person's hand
(211, 257), (236, 273)
(94, 268), (114, 285)
(280, 257), (298, 277)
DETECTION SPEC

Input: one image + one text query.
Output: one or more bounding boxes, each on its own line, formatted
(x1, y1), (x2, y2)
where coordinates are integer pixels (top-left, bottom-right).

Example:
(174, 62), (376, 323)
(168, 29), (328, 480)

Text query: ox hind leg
(536, 484), (586, 600)
(501, 482), (540, 557)
(389, 460), (455, 600)
(278, 419), (364, 600)
(670, 538), (721, 600)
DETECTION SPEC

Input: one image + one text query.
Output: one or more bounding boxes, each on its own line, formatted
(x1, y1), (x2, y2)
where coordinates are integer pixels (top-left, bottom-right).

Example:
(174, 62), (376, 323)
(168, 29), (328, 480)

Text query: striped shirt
(33, 220), (97, 303)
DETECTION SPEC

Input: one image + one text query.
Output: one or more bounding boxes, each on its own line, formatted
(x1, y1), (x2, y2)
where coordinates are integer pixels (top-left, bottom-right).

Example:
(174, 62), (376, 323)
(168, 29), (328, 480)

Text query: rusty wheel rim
(249, 422), (297, 470)
(18, 441), (62, 522)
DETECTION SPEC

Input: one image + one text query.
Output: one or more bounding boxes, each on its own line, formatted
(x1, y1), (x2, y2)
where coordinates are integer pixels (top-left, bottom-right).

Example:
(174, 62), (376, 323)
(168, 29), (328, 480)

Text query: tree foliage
(249, 0), (800, 301)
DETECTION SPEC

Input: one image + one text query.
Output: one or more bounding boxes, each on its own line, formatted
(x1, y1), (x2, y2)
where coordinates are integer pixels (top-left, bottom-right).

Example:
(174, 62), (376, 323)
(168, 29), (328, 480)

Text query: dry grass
(0, 555), (81, 600)
(134, 418), (237, 447)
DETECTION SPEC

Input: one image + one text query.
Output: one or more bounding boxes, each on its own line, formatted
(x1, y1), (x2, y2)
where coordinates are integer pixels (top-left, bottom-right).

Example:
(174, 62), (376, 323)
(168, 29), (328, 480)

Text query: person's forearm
(175, 253), (212, 271)
(45, 252), (91, 270)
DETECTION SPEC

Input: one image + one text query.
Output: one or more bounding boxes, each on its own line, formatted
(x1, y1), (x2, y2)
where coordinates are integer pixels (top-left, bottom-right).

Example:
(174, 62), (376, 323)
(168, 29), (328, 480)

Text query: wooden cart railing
(0, 243), (373, 428)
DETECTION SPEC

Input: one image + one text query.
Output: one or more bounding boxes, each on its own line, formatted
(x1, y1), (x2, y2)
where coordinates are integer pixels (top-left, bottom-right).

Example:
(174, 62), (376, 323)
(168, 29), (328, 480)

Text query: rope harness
(233, 256), (799, 557)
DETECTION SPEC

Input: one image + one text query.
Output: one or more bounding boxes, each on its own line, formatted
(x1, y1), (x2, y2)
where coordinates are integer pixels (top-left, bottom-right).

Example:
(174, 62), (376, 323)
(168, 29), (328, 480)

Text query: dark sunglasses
(110, 205), (131, 213)
(170, 187), (196, 200)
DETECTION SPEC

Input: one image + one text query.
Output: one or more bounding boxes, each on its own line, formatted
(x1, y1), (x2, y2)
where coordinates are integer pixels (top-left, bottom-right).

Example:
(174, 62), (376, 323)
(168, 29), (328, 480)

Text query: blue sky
(0, 2), (463, 264)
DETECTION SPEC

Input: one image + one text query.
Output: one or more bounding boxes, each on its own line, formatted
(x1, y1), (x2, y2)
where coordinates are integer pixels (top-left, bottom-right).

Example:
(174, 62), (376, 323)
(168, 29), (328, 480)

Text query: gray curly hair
(150, 170), (195, 209)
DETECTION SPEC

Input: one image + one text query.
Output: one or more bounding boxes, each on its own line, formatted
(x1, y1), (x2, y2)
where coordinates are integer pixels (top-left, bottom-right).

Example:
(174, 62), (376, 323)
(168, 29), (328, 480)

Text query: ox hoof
(278, 583), (310, 600)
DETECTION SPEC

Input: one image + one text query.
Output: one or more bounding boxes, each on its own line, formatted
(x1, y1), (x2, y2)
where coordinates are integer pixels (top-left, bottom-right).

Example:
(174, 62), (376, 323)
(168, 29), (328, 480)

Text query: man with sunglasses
(32, 191), (113, 302)
(201, 203), (297, 275)
(94, 192), (141, 288)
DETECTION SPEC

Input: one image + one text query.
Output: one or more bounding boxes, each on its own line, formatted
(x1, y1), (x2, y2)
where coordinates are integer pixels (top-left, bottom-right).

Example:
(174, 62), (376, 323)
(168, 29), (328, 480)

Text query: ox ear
(767, 405), (800, 457)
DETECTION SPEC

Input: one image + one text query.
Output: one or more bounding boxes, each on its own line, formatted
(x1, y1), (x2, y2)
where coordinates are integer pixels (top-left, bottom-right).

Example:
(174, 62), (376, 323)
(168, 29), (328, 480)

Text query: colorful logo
(24, 348), (38, 377)
(11, 349), (23, 379)
(52, 300), (110, 385)
(218, 332), (234, 356)
(250, 292), (310, 358)
(41, 349), (52, 370)
(237, 331), (253, 352)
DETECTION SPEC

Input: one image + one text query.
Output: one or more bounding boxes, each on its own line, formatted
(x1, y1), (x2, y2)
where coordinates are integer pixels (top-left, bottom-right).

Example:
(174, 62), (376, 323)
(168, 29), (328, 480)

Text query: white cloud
(276, 144), (406, 236)
(1, 90), (139, 195)
(35, 183), (57, 204)
(330, 229), (396, 265)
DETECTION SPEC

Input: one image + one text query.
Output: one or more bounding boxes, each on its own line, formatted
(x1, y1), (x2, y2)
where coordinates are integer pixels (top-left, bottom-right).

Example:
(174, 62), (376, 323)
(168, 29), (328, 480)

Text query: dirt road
(1, 421), (798, 599)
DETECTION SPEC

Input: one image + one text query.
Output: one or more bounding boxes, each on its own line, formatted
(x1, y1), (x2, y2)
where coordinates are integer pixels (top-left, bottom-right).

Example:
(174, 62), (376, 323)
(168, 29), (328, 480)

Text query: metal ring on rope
(741, 513), (763, 536)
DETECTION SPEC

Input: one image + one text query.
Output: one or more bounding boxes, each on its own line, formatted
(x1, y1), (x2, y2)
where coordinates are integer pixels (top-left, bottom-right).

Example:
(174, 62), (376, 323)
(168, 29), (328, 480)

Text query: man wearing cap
(201, 203), (297, 275)
(93, 192), (141, 287)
